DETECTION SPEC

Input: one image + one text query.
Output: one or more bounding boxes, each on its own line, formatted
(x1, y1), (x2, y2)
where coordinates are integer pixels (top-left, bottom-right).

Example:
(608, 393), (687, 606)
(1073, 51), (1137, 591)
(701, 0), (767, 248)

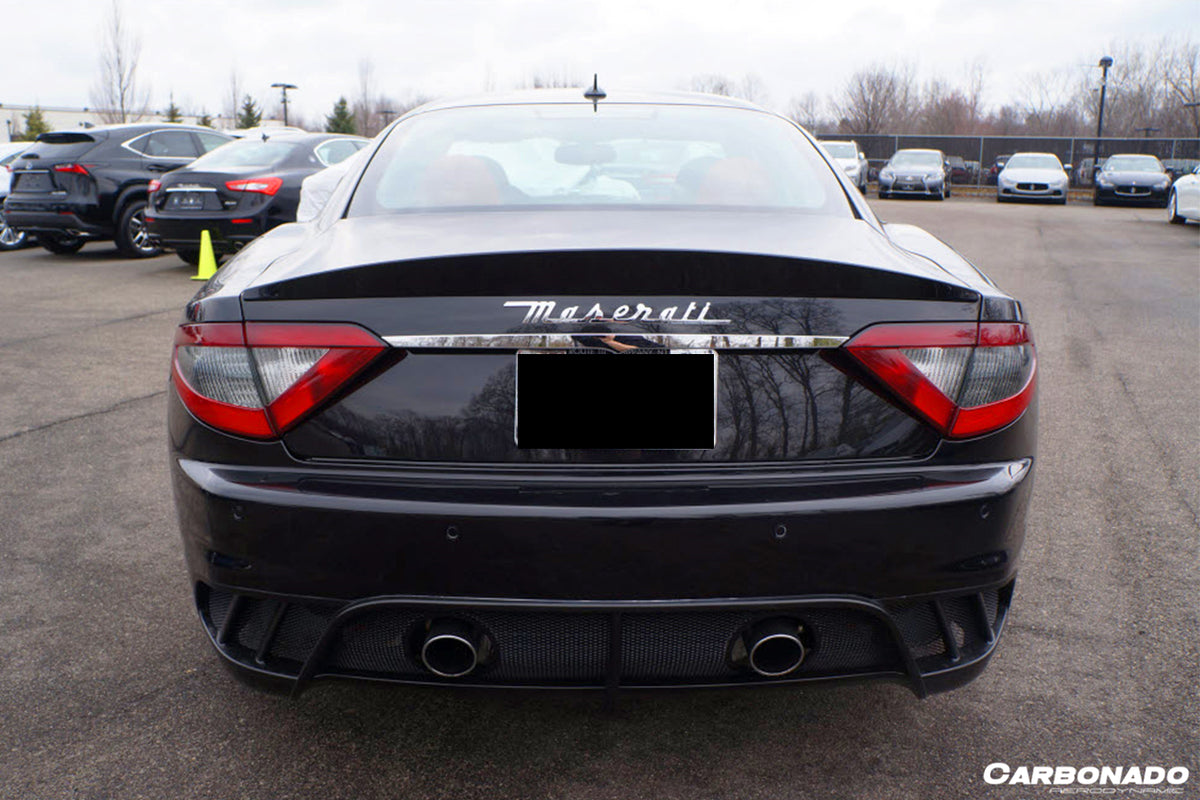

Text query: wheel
(945, 184), (951, 198)
(177, 248), (203, 266)
(1168, 191), (1185, 224)
(38, 233), (85, 254)
(878, 190), (889, 199)
(933, 188), (945, 201)
(0, 221), (27, 251)
(114, 199), (161, 258)
(1057, 196), (1068, 206)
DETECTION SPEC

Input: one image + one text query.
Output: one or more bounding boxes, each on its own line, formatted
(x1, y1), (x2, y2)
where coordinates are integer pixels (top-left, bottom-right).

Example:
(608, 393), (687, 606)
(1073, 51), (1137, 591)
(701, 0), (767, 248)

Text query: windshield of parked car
(1103, 155), (1163, 173)
(888, 151), (942, 169)
(349, 104), (851, 216)
(187, 140), (298, 170)
(1005, 155), (1063, 171)
(821, 142), (857, 159)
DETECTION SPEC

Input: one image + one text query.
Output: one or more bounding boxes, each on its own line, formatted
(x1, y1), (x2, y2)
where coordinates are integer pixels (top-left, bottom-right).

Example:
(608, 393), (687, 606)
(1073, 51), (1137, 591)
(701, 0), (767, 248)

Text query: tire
(1093, 193), (1103, 206)
(996, 195), (1005, 203)
(38, 233), (85, 254)
(878, 190), (889, 199)
(114, 199), (161, 258)
(1167, 191), (1185, 224)
(177, 248), (203, 266)
(0, 221), (27, 251)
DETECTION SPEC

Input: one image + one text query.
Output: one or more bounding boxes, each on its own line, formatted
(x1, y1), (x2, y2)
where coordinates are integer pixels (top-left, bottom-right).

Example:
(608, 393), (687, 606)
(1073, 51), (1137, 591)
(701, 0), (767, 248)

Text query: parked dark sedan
(170, 89), (1036, 699)
(147, 132), (367, 264)
(3, 123), (232, 256)
(1093, 154), (1172, 206)
(986, 154), (1011, 186)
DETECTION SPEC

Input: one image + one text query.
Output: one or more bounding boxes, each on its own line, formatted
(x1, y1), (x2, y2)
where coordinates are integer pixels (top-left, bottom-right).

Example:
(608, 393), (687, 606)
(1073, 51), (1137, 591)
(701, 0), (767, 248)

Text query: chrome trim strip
(164, 185), (218, 193)
(383, 334), (848, 350)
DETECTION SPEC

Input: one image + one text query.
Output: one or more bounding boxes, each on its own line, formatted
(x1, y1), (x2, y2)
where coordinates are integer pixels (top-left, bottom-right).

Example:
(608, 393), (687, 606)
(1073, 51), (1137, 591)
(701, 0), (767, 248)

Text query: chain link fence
(815, 134), (1200, 187)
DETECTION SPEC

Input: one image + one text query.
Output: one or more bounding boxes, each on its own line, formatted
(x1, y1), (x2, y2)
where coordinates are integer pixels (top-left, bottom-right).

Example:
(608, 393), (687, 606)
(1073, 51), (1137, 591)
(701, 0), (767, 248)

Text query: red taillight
(148, 179), (161, 193)
(53, 163), (91, 175)
(225, 176), (282, 196)
(171, 322), (386, 439)
(844, 321), (1036, 439)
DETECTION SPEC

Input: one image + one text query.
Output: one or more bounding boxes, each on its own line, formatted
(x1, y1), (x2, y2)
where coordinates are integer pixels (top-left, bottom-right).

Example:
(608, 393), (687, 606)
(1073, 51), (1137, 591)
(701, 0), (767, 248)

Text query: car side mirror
(1063, 163), (1073, 172)
(859, 152), (866, 161)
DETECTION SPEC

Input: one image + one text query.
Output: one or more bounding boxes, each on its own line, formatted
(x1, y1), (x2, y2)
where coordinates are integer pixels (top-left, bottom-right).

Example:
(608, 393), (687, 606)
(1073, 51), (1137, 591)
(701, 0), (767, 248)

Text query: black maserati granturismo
(169, 88), (1037, 698)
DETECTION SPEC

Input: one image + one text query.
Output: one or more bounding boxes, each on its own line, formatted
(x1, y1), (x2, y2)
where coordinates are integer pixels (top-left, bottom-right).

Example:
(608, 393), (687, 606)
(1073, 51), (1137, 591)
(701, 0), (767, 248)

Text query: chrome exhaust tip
(420, 619), (482, 678)
(745, 618), (807, 677)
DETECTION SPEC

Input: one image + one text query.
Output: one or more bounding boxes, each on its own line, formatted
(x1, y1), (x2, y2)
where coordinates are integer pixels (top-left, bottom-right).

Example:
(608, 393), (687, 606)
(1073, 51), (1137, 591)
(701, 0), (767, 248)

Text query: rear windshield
(821, 142), (857, 159)
(1103, 155), (1163, 173)
(1005, 155), (1062, 170)
(18, 133), (103, 162)
(349, 104), (850, 216)
(187, 140), (298, 170)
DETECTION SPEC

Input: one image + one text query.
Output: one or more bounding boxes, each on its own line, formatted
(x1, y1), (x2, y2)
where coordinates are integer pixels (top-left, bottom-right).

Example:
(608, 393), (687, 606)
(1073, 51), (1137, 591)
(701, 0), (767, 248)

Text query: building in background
(0, 103), (286, 142)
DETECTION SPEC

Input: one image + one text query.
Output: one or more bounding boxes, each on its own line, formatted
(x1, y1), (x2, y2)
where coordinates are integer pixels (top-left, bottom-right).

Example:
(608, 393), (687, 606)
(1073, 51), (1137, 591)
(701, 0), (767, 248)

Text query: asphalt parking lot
(1, 198), (1196, 800)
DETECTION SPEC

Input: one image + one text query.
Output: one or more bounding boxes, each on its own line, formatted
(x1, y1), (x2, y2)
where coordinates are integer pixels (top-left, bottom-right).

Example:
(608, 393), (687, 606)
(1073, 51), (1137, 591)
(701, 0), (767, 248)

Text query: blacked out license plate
(168, 192), (206, 210)
(515, 351), (717, 449)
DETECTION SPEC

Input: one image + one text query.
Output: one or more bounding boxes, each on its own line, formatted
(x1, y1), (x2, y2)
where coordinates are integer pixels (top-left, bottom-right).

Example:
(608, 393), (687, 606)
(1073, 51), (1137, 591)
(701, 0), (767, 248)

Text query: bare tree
(1162, 38), (1200, 138)
(689, 73), (768, 105)
(520, 68), (579, 89)
(835, 63), (915, 134)
(90, 0), (149, 123)
(355, 58), (377, 136)
(787, 91), (831, 132)
(225, 70), (242, 126)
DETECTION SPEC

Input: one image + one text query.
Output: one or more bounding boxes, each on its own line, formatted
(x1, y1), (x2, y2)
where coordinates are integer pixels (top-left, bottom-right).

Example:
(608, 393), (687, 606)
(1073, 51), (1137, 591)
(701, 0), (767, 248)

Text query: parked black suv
(3, 124), (232, 257)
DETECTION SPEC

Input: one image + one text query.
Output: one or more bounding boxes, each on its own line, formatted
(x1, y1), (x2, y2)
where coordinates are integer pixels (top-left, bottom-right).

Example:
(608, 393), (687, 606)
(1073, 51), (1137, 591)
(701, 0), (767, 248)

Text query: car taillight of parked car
(53, 163), (92, 175)
(225, 177), (283, 196)
(172, 322), (387, 439)
(844, 321), (1036, 438)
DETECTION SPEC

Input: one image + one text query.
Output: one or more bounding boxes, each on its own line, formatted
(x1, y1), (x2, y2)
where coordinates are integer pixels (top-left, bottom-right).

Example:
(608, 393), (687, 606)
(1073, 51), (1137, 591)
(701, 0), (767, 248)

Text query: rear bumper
(197, 579), (1015, 697)
(1, 206), (110, 238)
(146, 213), (267, 253)
(174, 453), (1033, 602)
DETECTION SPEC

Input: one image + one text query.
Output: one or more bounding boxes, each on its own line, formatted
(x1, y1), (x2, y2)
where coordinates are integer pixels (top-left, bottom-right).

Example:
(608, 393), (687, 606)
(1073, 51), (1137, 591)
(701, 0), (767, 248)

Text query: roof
(405, 88), (771, 118)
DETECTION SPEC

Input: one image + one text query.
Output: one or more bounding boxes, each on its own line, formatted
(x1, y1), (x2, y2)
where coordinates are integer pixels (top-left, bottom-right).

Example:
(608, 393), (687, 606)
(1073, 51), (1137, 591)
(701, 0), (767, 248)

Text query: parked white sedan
(1167, 166), (1200, 224)
(997, 153), (1070, 204)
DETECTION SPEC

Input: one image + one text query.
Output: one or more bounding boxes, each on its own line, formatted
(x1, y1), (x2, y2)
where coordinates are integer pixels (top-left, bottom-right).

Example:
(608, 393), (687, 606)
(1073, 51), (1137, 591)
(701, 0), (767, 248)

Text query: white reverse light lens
(177, 346), (262, 408)
(900, 347), (972, 399)
(252, 347), (328, 403)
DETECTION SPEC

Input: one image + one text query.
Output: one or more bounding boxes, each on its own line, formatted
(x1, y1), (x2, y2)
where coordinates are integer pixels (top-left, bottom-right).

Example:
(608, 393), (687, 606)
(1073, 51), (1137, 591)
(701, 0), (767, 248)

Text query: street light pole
(271, 83), (298, 127)
(1091, 56), (1113, 182)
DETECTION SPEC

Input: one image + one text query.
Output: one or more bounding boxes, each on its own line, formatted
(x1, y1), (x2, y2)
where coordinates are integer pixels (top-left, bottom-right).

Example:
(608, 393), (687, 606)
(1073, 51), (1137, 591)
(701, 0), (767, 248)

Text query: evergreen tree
(197, 111), (214, 128)
(17, 106), (51, 141)
(325, 97), (357, 134)
(164, 94), (183, 123)
(236, 95), (262, 129)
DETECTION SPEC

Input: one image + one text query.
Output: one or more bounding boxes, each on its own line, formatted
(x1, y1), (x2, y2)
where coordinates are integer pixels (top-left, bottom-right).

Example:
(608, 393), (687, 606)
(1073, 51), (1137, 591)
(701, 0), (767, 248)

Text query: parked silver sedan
(996, 153), (1070, 204)
(819, 140), (869, 193)
(877, 149), (949, 200)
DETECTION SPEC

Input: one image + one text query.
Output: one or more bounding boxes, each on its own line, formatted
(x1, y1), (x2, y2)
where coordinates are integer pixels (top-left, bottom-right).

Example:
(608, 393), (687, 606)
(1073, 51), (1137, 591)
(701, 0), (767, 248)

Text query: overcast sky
(2, 0), (1196, 124)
